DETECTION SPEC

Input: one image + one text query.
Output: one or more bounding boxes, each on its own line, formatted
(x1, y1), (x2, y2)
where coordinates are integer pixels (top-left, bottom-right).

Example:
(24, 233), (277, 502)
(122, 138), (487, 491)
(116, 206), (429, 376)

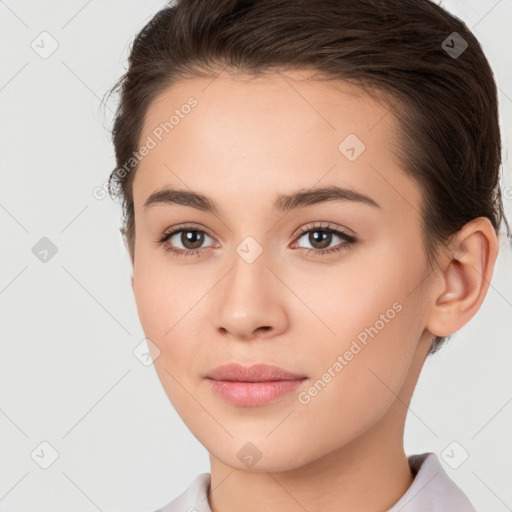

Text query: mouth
(205, 362), (307, 382)
(205, 363), (308, 407)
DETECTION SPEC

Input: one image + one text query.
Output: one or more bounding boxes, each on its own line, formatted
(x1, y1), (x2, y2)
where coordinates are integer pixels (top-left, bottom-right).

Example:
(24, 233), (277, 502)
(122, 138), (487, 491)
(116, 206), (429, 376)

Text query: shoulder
(388, 452), (477, 512)
(153, 473), (211, 512)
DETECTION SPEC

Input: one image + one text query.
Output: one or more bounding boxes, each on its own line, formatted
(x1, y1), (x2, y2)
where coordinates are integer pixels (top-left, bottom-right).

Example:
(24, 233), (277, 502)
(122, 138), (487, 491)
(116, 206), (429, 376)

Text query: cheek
(287, 292), (422, 456)
(290, 246), (425, 404)
(286, 248), (417, 345)
(132, 262), (205, 412)
(133, 245), (193, 330)
(132, 255), (201, 366)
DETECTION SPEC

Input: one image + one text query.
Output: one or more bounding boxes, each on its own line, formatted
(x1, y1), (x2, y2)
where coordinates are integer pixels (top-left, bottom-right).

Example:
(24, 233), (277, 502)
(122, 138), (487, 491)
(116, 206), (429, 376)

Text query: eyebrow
(143, 185), (381, 214)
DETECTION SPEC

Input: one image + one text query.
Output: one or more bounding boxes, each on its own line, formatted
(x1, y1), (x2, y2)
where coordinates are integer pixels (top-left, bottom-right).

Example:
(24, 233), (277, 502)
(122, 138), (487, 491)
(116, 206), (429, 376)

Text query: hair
(104, 0), (510, 356)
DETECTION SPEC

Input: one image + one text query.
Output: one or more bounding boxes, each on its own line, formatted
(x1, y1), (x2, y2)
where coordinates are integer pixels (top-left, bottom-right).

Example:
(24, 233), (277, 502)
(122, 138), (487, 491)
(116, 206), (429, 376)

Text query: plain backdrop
(1, 1), (511, 511)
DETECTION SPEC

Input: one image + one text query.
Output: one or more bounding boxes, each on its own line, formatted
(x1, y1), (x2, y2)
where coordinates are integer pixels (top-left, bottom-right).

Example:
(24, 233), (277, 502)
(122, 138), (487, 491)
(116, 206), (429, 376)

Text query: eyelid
(159, 222), (216, 241)
(292, 221), (355, 239)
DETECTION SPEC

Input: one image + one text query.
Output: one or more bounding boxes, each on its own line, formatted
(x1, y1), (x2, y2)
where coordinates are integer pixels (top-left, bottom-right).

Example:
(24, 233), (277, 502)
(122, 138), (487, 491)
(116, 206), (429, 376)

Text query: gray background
(1, 1), (511, 511)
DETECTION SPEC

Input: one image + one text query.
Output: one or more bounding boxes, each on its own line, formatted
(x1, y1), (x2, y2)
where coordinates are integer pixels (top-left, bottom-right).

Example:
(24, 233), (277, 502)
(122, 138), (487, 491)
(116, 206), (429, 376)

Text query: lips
(205, 363), (308, 407)
(205, 363), (306, 382)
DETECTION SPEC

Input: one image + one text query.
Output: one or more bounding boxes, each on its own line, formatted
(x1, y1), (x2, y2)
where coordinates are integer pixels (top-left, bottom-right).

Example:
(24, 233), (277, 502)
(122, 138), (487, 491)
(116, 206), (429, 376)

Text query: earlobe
(425, 217), (498, 337)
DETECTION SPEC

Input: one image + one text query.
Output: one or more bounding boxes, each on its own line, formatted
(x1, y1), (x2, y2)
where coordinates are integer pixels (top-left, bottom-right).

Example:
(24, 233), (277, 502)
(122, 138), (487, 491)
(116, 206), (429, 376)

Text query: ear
(425, 217), (499, 337)
(131, 274), (134, 292)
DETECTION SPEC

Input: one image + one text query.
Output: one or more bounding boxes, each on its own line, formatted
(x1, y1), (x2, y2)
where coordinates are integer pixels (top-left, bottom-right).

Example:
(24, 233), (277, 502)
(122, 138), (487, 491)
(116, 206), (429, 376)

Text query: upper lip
(206, 363), (307, 382)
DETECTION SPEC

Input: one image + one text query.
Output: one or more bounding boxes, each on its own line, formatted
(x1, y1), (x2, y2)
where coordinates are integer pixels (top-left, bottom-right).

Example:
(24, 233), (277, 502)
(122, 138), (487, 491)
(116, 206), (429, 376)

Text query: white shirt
(154, 452), (477, 511)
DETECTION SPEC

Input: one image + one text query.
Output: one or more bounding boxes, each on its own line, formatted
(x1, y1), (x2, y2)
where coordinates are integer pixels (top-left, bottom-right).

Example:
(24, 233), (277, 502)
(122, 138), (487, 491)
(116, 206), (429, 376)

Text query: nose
(212, 247), (289, 341)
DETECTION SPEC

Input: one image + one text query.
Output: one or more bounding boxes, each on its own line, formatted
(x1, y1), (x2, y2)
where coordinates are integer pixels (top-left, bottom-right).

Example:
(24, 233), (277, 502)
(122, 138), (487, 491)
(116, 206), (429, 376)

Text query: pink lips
(205, 363), (308, 407)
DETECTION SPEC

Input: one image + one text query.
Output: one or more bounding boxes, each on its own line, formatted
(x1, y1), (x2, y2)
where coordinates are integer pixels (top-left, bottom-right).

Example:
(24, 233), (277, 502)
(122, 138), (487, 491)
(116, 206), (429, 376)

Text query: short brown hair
(104, 0), (510, 355)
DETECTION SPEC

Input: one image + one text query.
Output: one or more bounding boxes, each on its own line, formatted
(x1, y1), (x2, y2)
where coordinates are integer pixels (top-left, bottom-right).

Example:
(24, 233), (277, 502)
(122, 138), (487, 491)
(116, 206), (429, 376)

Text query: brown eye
(177, 230), (206, 250)
(158, 225), (217, 258)
(306, 230), (333, 249)
(293, 224), (358, 257)
(164, 229), (214, 251)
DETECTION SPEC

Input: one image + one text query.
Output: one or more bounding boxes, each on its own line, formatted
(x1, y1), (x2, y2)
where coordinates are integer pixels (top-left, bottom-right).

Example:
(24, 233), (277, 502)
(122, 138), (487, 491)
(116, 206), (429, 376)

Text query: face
(131, 69), (435, 472)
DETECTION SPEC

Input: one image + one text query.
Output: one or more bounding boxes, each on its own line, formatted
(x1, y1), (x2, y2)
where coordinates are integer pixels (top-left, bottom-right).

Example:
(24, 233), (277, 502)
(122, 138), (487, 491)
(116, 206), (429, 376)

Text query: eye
(157, 223), (218, 258)
(292, 223), (357, 257)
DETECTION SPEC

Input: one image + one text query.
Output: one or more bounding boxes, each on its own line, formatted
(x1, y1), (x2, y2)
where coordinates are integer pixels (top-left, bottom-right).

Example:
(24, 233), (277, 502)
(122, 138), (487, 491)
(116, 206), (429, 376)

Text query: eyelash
(157, 222), (357, 258)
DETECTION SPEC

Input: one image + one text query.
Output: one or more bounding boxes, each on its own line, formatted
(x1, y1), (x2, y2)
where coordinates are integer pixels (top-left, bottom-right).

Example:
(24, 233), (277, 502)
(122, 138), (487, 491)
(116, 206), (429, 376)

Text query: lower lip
(206, 378), (307, 407)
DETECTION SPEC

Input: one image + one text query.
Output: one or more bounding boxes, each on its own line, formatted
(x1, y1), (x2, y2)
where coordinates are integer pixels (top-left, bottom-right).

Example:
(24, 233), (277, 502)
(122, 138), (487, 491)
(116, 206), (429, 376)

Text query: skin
(129, 68), (498, 512)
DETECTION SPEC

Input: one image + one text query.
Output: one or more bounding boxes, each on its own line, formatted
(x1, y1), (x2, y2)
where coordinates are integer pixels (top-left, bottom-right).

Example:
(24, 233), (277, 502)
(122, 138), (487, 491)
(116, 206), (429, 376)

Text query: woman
(105, 0), (510, 510)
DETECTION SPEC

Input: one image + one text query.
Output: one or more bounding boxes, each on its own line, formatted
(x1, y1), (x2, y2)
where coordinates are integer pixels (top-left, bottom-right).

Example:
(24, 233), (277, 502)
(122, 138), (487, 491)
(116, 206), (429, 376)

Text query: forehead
(133, 68), (421, 217)
(140, 68), (394, 153)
